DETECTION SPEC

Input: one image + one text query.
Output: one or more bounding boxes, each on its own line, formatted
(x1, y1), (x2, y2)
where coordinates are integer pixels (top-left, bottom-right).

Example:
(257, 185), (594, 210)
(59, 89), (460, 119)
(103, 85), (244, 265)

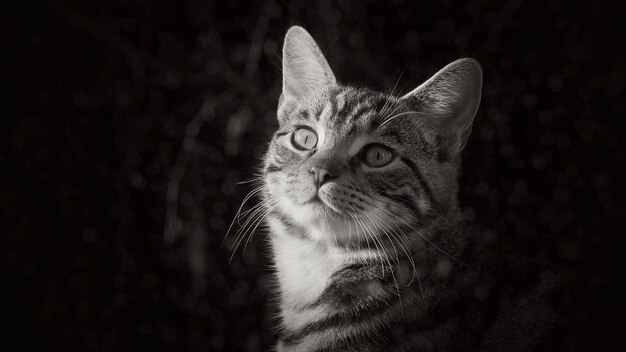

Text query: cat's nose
(309, 166), (337, 186)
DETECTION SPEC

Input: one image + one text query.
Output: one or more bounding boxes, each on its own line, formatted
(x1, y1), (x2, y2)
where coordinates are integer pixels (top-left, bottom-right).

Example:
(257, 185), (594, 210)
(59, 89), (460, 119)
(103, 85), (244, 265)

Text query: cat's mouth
(306, 195), (323, 204)
(305, 194), (342, 215)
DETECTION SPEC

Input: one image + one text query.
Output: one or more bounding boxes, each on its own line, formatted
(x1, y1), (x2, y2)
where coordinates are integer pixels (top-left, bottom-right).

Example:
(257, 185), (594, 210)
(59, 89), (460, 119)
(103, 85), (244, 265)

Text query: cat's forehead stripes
(291, 87), (391, 128)
(299, 87), (393, 137)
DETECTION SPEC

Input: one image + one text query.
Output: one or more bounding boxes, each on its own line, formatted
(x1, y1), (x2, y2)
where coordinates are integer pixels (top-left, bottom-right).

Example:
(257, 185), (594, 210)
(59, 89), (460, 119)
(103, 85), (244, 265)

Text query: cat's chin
(302, 197), (342, 222)
(276, 194), (370, 244)
(306, 195), (341, 213)
(283, 197), (345, 229)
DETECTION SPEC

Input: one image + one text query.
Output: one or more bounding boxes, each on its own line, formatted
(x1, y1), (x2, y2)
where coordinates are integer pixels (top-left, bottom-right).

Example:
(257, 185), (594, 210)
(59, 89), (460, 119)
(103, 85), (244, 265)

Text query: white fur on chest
(270, 220), (342, 308)
(268, 217), (380, 309)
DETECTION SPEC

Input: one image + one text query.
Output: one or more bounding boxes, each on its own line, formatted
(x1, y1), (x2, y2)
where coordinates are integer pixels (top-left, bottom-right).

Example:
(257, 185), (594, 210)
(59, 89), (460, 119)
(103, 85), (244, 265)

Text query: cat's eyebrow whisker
(378, 96), (393, 120)
(378, 96), (397, 124)
(378, 64), (408, 118)
(380, 102), (404, 124)
(379, 94), (408, 121)
(380, 111), (428, 127)
(389, 63), (409, 98)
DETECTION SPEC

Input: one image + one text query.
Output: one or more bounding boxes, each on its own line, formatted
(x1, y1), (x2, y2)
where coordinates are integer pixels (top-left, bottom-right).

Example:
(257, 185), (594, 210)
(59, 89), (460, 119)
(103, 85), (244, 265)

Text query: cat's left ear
(402, 58), (482, 154)
(279, 26), (337, 120)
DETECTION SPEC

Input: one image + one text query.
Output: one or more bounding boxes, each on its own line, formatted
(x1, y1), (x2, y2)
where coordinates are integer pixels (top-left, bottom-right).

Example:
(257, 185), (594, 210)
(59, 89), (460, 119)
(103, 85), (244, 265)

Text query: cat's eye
(291, 127), (318, 150)
(361, 144), (395, 168)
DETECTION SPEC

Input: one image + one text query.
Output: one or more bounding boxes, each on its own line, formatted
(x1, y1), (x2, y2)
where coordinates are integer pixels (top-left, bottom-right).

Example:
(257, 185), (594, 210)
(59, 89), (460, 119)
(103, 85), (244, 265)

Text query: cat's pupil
(292, 127), (317, 150)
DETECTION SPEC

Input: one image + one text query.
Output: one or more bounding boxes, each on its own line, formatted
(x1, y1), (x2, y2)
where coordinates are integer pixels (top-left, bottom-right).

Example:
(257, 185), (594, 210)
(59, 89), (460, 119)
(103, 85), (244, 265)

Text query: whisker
(241, 203), (278, 256)
(378, 64), (408, 118)
(380, 111), (428, 127)
(230, 198), (273, 246)
(364, 210), (407, 299)
(230, 203), (267, 255)
(349, 206), (386, 277)
(351, 205), (397, 289)
(367, 209), (422, 297)
(374, 199), (464, 265)
(222, 186), (265, 247)
(354, 191), (464, 265)
(237, 201), (265, 220)
(236, 176), (264, 185)
(229, 199), (278, 263)
(348, 209), (372, 257)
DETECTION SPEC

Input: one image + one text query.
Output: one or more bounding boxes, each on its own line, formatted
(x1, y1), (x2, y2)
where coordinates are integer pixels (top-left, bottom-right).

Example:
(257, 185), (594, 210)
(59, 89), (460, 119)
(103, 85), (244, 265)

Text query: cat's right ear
(278, 26), (337, 121)
(401, 58), (482, 156)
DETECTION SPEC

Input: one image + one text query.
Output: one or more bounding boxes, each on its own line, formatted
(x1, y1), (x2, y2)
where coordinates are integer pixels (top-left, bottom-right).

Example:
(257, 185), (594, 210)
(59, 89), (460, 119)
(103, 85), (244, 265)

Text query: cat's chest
(268, 217), (378, 308)
(271, 225), (342, 307)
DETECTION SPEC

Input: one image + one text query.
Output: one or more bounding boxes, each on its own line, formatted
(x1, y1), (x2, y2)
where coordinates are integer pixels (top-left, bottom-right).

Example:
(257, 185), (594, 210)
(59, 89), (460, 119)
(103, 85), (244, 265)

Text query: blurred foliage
(2, 0), (624, 351)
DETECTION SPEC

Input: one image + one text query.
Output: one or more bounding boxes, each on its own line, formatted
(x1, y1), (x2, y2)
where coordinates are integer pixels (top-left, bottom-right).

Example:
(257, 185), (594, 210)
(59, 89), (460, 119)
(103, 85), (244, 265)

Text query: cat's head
(263, 26), (482, 245)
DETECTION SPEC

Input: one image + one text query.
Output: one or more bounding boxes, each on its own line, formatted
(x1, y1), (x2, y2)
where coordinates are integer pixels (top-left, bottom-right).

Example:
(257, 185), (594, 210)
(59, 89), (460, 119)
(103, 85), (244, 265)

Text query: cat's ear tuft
(402, 58), (482, 154)
(279, 26), (336, 119)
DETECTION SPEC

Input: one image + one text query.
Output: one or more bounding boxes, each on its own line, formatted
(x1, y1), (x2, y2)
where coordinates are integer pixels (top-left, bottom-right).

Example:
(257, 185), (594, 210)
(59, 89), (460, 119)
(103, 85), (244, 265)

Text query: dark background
(2, 0), (624, 351)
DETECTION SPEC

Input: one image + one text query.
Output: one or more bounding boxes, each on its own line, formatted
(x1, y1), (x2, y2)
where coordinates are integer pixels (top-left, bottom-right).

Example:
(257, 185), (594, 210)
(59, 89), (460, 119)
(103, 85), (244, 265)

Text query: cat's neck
(268, 208), (471, 330)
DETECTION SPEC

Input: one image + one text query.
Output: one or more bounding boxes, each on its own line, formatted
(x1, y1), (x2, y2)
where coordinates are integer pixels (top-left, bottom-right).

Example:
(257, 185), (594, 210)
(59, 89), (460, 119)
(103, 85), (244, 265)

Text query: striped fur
(257, 26), (554, 352)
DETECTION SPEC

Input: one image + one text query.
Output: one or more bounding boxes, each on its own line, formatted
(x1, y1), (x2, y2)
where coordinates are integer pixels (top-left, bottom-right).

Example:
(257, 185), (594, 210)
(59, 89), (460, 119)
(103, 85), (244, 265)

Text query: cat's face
(265, 87), (441, 244)
(263, 26), (482, 246)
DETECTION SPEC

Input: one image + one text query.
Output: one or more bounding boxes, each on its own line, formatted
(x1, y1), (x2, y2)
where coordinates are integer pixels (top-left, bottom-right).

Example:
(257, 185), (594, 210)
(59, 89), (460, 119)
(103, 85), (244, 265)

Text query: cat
(258, 26), (556, 352)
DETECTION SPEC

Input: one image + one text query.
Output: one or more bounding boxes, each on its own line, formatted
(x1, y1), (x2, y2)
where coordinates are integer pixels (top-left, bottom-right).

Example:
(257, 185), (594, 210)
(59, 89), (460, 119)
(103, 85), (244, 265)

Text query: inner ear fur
(402, 58), (483, 155)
